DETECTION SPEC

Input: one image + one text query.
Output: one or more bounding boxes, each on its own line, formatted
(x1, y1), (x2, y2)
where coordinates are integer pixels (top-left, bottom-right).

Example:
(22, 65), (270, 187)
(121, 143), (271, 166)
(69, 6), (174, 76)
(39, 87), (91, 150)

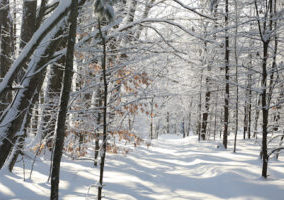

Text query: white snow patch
(1, 135), (284, 200)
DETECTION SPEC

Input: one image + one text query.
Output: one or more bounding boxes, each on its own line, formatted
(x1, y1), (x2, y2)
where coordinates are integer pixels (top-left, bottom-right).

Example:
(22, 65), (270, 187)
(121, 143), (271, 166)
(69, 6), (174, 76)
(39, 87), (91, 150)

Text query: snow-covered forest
(0, 0), (284, 199)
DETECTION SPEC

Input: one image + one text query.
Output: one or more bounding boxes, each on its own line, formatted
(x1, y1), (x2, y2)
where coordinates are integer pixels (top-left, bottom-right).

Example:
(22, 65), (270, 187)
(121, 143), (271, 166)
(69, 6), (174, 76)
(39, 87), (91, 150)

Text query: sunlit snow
(1, 135), (284, 200)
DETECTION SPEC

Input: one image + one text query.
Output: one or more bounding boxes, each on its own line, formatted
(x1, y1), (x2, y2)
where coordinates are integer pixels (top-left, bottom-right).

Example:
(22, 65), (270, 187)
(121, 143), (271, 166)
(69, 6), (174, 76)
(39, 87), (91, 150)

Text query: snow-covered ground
(1, 135), (284, 200)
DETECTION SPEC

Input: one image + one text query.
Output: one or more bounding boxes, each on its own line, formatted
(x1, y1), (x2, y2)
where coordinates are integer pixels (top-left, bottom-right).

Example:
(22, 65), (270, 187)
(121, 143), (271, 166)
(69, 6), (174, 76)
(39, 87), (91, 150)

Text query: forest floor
(1, 134), (284, 200)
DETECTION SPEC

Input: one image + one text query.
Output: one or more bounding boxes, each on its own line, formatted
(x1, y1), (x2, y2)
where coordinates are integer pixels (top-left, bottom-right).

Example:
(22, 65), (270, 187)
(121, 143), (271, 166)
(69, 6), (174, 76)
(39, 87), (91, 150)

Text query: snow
(1, 135), (284, 200)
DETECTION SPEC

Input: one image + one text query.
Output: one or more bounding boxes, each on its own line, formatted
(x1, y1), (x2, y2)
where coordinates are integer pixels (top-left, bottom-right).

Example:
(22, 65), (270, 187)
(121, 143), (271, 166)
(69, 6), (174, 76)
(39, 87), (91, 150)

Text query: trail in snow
(1, 135), (284, 200)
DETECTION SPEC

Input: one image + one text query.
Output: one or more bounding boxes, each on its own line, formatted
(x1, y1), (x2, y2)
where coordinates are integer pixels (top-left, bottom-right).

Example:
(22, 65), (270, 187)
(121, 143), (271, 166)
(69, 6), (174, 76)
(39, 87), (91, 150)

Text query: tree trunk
(243, 105), (247, 139)
(8, 83), (42, 172)
(8, 112), (29, 172)
(50, 0), (78, 198)
(198, 72), (203, 141)
(94, 80), (102, 167)
(36, 0), (48, 29)
(20, 1), (37, 48)
(167, 112), (170, 134)
(247, 84), (252, 139)
(150, 97), (154, 139)
(233, 0), (239, 153)
(213, 88), (219, 141)
(7, 0), (37, 172)
(247, 56), (252, 139)
(97, 18), (108, 200)
(261, 42), (269, 178)
(223, 0), (230, 149)
(187, 98), (193, 136)
(201, 77), (210, 140)
(255, 0), (275, 179)
(0, 0), (13, 112)
(91, 59), (104, 166)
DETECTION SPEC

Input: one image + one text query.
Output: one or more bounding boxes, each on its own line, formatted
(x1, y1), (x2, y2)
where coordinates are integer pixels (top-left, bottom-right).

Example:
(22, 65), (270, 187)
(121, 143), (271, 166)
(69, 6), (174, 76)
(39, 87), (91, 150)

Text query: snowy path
(1, 135), (284, 200)
(102, 136), (284, 200)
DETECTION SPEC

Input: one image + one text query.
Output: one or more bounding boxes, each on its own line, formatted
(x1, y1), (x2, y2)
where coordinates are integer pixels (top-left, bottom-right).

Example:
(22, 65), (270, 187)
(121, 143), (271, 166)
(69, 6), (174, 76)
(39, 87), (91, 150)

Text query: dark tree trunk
(247, 64), (252, 139)
(182, 118), (185, 138)
(198, 73), (203, 141)
(16, 0), (37, 84)
(247, 93), (252, 139)
(0, 0), (13, 112)
(243, 106), (247, 139)
(20, 1), (37, 49)
(97, 18), (108, 200)
(50, 0), (78, 199)
(261, 42), (269, 178)
(201, 39), (210, 141)
(233, 0), (239, 153)
(36, 0), (48, 29)
(8, 113), (29, 172)
(255, 0), (276, 179)
(167, 112), (170, 134)
(7, 0), (37, 171)
(201, 87), (210, 140)
(150, 97), (154, 139)
(223, 0), (230, 149)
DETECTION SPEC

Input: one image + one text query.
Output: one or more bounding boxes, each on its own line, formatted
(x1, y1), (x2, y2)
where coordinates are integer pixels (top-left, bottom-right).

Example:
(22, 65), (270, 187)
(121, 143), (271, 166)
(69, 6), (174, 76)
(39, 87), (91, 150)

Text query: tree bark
(150, 97), (154, 139)
(7, 0), (37, 172)
(167, 112), (170, 134)
(261, 42), (269, 178)
(254, 0), (275, 179)
(97, 18), (108, 200)
(201, 45), (210, 140)
(198, 72), (203, 141)
(243, 105), (247, 139)
(50, 0), (78, 199)
(223, 0), (230, 149)
(233, 0), (239, 153)
(16, 0), (37, 82)
(0, 0), (13, 112)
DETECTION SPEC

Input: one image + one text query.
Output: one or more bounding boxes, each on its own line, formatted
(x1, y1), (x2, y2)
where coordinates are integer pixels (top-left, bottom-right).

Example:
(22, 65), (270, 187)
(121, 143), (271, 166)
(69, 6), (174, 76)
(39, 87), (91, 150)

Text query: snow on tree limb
(172, 0), (216, 20)
(0, 18), (64, 137)
(0, 0), (88, 100)
(0, 0), (72, 98)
